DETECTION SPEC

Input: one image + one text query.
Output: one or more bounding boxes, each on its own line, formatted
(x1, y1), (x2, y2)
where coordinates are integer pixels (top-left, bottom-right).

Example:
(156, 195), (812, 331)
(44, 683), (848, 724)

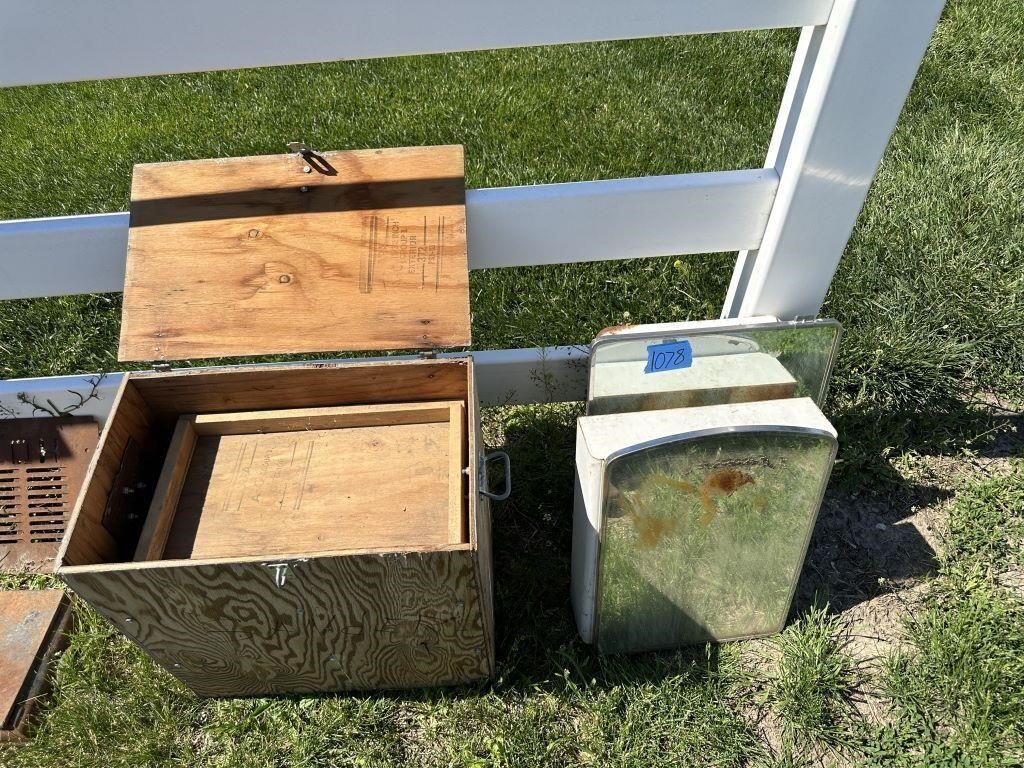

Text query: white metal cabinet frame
(0, 0), (946, 415)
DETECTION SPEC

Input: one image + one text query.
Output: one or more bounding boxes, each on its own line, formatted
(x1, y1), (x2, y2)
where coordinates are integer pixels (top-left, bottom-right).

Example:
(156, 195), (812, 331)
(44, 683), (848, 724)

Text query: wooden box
(55, 145), (499, 696)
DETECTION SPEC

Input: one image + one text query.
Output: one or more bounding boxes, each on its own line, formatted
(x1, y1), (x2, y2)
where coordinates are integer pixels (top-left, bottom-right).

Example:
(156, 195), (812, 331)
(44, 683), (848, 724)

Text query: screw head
(299, 185), (310, 193)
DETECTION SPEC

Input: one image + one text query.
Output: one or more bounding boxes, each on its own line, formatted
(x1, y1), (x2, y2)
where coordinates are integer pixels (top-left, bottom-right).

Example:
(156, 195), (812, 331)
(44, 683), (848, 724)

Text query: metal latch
(286, 141), (314, 157)
(286, 141), (337, 177)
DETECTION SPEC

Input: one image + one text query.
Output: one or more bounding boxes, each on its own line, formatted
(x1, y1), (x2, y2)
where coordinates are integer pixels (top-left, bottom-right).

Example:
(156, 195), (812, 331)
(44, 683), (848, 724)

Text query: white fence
(0, 0), (946, 420)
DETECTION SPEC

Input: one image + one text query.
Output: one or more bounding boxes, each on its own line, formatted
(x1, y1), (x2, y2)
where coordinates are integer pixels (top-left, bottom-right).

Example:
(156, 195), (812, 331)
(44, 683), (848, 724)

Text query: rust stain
(594, 324), (635, 338)
(619, 468), (757, 545)
(618, 490), (679, 548)
(1, 590), (66, 731)
(704, 469), (756, 496)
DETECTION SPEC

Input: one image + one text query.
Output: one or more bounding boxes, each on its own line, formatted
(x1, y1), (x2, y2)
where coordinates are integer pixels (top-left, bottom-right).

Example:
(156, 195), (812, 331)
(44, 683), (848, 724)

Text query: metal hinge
(418, 350), (438, 360)
(152, 363), (172, 373)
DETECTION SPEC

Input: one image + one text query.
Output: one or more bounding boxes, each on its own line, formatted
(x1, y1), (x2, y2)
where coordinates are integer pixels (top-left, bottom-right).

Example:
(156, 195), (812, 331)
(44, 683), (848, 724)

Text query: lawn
(1, 0), (1022, 765)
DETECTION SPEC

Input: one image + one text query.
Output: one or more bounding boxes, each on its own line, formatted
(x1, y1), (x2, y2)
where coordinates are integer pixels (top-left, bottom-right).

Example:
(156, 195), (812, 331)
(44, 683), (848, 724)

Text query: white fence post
(722, 0), (947, 320)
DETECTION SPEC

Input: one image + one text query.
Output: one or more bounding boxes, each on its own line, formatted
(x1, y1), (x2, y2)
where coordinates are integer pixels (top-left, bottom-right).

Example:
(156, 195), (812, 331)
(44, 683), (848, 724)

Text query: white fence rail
(0, 169), (778, 300)
(0, 0), (947, 404)
(0, 347), (590, 425)
(1, 0), (834, 87)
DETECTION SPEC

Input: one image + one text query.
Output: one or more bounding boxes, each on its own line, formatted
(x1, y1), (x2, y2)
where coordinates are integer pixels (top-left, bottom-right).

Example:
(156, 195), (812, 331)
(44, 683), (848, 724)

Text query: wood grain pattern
(56, 356), (494, 693)
(133, 417), (198, 561)
(62, 550), (491, 696)
(448, 402), (466, 543)
(131, 359), (471, 425)
(190, 401), (455, 435)
(58, 378), (156, 566)
(119, 145), (470, 362)
(163, 415), (461, 560)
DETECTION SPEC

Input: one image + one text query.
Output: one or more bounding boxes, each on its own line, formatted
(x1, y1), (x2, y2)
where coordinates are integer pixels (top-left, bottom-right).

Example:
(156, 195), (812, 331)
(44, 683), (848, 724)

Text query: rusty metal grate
(0, 418), (99, 573)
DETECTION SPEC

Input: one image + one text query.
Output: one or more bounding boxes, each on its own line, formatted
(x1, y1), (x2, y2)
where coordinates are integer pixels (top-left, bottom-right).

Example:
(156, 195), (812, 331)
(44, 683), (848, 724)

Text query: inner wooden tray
(134, 401), (467, 561)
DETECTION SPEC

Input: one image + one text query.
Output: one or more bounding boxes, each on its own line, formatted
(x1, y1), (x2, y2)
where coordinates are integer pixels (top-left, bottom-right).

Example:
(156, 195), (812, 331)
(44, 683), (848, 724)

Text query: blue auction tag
(644, 339), (693, 374)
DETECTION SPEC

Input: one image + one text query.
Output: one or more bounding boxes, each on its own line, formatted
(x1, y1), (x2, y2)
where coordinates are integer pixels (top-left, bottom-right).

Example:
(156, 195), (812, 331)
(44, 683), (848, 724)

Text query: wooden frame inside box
(55, 144), (497, 696)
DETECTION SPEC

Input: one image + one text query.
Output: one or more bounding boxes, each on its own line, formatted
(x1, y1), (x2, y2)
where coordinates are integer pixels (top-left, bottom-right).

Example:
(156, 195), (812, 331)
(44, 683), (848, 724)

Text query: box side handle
(479, 451), (511, 502)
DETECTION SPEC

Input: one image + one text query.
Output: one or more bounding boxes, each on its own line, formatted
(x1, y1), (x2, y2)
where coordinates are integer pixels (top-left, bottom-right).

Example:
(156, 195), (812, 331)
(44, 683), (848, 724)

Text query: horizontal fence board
(0, 347), (590, 425)
(0, 0), (833, 87)
(0, 213), (129, 300)
(467, 169), (777, 269)
(0, 169), (777, 300)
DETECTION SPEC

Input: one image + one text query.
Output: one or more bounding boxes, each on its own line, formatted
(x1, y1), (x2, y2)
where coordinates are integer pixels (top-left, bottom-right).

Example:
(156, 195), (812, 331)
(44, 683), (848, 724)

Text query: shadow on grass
(435, 391), (1024, 699)
(791, 394), (1022, 615)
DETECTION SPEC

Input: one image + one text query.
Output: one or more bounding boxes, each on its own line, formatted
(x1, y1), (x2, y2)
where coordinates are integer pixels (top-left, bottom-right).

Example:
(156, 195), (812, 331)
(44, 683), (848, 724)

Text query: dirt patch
(743, 443), (1019, 746)
(795, 479), (948, 622)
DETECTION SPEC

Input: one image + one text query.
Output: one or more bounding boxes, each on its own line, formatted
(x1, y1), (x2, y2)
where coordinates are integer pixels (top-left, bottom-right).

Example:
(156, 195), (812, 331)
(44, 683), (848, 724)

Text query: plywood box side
(467, 366), (495, 672)
(58, 539), (476, 576)
(58, 379), (156, 567)
(62, 548), (491, 696)
(131, 359), (471, 424)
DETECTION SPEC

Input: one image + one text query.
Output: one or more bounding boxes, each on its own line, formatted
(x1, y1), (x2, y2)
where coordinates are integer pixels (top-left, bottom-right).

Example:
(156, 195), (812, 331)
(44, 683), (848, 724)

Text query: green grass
(763, 606), (859, 753)
(861, 469), (1024, 767)
(1, 0), (1023, 764)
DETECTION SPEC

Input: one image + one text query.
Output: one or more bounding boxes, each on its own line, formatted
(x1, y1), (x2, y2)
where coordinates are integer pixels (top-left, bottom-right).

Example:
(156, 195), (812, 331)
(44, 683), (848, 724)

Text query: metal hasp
(0, 589), (71, 742)
(285, 141), (313, 156)
(0, 417), (100, 573)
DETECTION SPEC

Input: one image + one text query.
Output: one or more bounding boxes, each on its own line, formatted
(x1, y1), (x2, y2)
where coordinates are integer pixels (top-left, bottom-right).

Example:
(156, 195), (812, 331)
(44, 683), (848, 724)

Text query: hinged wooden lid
(118, 145), (471, 362)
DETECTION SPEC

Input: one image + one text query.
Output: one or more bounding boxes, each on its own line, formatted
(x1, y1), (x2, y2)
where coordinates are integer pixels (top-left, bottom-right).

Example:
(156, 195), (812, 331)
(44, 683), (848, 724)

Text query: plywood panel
(131, 360), (471, 423)
(133, 417), (198, 561)
(164, 420), (457, 560)
(119, 145), (470, 361)
(63, 551), (491, 695)
(58, 379), (157, 566)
